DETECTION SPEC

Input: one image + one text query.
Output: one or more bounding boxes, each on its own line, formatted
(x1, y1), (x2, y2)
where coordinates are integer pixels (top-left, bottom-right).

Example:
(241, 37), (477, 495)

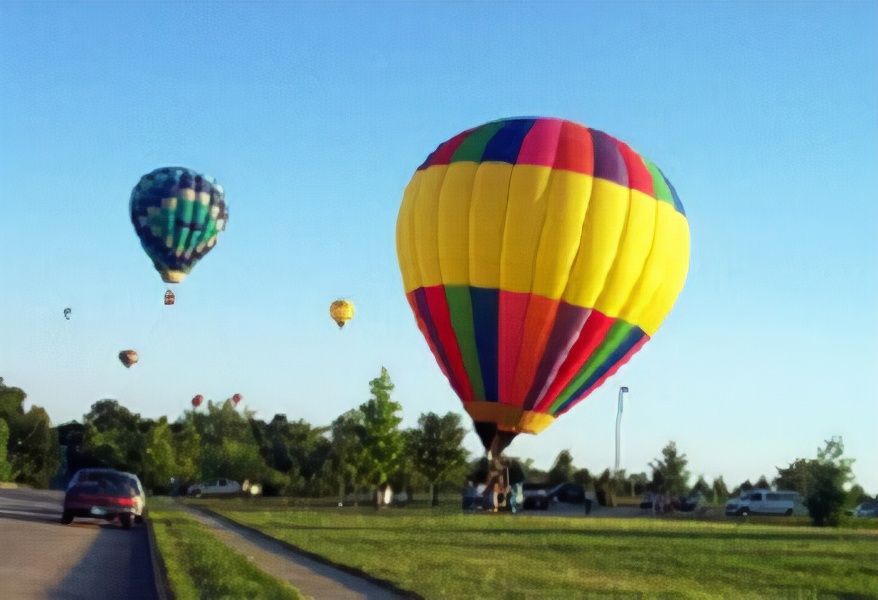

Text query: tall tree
(172, 417), (202, 488)
(82, 400), (144, 473)
(692, 476), (713, 502)
(142, 417), (177, 493)
(807, 436), (855, 527)
(547, 450), (576, 486)
(358, 367), (404, 499)
(572, 468), (592, 488)
(774, 436), (856, 526)
(649, 441), (690, 497)
(712, 476), (730, 504)
(774, 459), (815, 495)
(12, 406), (61, 487)
(330, 409), (365, 504)
(408, 412), (469, 506)
(1, 379), (61, 487)
(0, 418), (12, 481)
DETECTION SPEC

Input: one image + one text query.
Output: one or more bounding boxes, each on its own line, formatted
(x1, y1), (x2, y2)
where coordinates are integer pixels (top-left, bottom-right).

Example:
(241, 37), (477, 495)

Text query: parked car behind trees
(188, 478), (242, 497)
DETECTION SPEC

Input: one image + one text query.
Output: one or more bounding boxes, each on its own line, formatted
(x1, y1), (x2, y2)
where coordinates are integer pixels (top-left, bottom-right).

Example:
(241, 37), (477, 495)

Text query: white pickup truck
(187, 478), (242, 497)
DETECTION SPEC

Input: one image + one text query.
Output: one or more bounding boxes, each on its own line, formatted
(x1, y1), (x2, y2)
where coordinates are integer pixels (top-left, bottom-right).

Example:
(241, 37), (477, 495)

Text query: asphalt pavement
(0, 488), (158, 600)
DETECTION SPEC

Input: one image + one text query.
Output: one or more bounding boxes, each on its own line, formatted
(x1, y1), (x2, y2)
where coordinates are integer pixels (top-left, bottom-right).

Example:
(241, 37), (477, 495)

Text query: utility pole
(615, 387), (629, 475)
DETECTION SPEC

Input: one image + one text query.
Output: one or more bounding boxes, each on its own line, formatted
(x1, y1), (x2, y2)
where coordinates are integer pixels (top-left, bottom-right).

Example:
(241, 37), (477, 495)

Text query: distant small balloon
(118, 350), (138, 368)
(192, 394), (203, 408)
(63, 308), (71, 320)
(232, 393), (242, 405)
(329, 300), (355, 329)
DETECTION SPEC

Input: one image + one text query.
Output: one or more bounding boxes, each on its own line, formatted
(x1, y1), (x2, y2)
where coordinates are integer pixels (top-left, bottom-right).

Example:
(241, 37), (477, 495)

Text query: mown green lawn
(197, 499), (878, 600)
(148, 498), (304, 600)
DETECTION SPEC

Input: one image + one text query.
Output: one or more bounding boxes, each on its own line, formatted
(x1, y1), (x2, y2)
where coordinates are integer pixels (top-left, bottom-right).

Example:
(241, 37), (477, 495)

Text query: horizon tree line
(2, 374), (874, 523)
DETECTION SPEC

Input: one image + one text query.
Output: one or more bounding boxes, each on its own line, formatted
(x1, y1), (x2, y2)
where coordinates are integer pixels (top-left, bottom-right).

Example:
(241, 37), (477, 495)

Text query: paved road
(0, 487), (158, 600)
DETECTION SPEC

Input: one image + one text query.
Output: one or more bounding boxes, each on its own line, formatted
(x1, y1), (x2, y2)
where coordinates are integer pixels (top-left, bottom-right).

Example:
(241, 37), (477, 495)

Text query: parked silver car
(187, 478), (242, 497)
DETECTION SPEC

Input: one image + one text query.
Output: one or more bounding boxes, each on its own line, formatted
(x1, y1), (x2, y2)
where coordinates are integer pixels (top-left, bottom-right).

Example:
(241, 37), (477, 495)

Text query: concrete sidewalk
(180, 505), (418, 600)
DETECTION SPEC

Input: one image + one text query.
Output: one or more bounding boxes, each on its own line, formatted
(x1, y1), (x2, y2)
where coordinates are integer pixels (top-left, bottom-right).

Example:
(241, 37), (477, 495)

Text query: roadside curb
(189, 504), (424, 600)
(145, 513), (175, 600)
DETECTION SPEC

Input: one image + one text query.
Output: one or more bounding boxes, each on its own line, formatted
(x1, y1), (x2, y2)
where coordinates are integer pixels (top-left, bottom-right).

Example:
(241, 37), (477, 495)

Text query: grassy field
(193, 498), (878, 600)
(148, 498), (304, 600)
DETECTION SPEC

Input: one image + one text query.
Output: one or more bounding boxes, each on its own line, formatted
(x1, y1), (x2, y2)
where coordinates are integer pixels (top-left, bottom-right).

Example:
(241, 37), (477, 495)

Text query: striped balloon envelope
(396, 117), (690, 456)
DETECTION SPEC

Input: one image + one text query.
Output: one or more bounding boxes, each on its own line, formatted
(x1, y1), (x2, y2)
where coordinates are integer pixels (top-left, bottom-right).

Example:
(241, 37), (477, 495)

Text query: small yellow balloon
(329, 300), (355, 329)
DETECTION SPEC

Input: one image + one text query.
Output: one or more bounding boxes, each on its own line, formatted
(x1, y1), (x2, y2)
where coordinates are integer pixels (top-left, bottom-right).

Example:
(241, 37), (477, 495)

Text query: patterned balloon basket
(164, 290), (176, 305)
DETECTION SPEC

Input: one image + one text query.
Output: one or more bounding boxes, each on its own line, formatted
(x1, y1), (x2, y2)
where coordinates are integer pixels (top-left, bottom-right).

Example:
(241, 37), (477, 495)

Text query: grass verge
(148, 498), (303, 600)
(198, 499), (878, 600)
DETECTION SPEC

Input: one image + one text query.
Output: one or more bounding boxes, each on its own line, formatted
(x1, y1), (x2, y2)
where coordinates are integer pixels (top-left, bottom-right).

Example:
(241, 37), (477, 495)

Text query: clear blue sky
(1, 1), (876, 492)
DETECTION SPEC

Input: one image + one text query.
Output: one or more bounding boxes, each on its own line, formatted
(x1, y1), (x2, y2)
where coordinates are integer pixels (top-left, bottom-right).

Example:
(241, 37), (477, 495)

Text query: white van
(725, 489), (806, 516)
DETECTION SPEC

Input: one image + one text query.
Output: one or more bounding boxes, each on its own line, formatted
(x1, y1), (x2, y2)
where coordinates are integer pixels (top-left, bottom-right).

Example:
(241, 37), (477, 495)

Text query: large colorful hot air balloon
(130, 167), (228, 299)
(329, 300), (355, 329)
(119, 350), (139, 368)
(396, 117), (690, 457)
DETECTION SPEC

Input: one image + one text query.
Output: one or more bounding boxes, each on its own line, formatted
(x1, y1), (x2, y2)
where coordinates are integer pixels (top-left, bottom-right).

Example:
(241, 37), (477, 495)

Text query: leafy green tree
(773, 436), (855, 526)
(330, 409), (365, 503)
(82, 400), (144, 474)
(730, 480), (754, 498)
(846, 483), (871, 509)
(358, 367), (405, 499)
(547, 450), (576, 486)
(627, 472), (650, 496)
(283, 418), (332, 496)
(692, 476), (713, 502)
(408, 412), (469, 506)
(172, 417), (202, 488)
(712, 476), (730, 504)
(13, 407), (61, 488)
(773, 459), (814, 495)
(807, 460), (847, 527)
(193, 400), (277, 488)
(0, 380), (61, 487)
(0, 418), (12, 481)
(142, 417), (177, 493)
(201, 438), (271, 484)
(754, 475), (771, 489)
(595, 468), (614, 506)
(805, 437), (854, 527)
(388, 429), (416, 494)
(572, 468), (592, 488)
(649, 441), (690, 497)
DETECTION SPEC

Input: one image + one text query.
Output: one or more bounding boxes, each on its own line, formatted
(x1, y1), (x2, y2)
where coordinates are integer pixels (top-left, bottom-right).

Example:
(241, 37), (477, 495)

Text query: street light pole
(615, 387), (629, 475)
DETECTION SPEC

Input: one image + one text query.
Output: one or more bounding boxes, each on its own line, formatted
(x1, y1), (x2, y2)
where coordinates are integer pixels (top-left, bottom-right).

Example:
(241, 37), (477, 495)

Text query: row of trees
(2, 370), (471, 505)
(2, 373), (873, 524)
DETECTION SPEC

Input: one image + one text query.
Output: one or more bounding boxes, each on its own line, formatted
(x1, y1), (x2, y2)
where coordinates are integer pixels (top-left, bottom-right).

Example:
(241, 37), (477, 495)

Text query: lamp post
(615, 387), (629, 475)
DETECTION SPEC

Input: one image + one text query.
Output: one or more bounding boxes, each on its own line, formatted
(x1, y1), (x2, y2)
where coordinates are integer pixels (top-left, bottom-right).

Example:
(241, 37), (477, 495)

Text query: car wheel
(120, 514), (132, 530)
(192, 489), (202, 498)
(60, 511), (73, 525)
(785, 509), (793, 516)
(740, 509), (749, 516)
